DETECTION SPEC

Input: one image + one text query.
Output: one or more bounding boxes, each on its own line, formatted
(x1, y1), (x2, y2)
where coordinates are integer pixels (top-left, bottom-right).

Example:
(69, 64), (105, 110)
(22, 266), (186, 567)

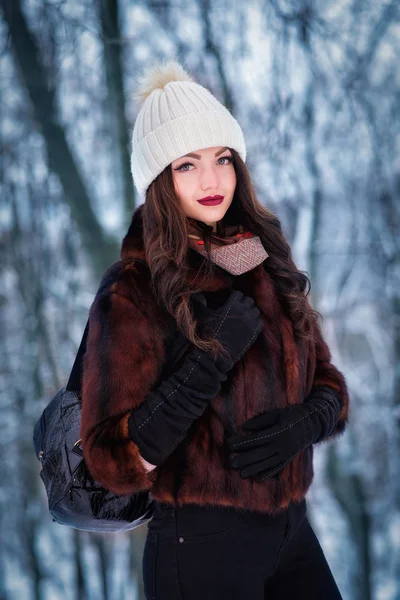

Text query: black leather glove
(227, 385), (343, 482)
(128, 346), (229, 466)
(191, 290), (264, 373)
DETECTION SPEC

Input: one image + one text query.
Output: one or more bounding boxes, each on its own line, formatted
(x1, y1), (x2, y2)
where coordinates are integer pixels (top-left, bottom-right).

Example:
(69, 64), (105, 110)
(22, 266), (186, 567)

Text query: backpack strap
(66, 319), (89, 393)
(65, 259), (191, 394)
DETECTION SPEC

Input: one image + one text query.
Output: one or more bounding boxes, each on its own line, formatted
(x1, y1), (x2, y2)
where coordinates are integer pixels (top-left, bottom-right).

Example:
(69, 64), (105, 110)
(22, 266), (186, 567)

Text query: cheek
(172, 174), (185, 199)
(172, 178), (191, 208)
(226, 169), (237, 193)
(173, 174), (195, 199)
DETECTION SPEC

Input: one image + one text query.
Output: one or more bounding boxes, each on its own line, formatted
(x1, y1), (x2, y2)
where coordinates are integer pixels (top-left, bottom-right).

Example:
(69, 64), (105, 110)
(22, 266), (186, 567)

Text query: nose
(200, 164), (219, 191)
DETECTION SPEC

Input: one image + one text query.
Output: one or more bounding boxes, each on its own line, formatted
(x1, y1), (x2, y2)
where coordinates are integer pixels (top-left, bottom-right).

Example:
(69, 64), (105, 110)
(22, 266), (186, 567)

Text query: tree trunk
(0, 0), (119, 280)
(98, 0), (136, 221)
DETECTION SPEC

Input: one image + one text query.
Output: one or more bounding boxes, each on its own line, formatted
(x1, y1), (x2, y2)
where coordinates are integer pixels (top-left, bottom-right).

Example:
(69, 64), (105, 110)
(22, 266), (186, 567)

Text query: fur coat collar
(80, 204), (349, 515)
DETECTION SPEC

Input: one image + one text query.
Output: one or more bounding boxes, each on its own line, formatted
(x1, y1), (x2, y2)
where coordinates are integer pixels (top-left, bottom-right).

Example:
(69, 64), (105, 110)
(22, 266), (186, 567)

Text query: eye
(174, 162), (193, 172)
(173, 155), (233, 172)
(218, 155), (233, 165)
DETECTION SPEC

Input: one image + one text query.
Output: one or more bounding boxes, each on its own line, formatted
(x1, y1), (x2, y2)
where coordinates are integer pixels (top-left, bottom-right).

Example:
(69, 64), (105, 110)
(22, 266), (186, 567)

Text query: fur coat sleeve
(310, 320), (350, 441)
(80, 265), (165, 495)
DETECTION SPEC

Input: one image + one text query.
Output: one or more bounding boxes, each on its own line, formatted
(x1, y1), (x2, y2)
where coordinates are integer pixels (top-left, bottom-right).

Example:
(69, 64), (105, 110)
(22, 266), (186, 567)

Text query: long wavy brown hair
(142, 148), (321, 360)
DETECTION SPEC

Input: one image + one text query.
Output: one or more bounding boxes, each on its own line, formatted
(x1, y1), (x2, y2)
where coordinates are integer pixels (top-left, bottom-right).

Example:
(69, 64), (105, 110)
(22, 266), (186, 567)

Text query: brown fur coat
(80, 205), (350, 515)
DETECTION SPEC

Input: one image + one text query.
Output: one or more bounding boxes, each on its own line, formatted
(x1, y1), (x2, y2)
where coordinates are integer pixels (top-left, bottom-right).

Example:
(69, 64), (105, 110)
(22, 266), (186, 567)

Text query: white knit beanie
(130, 60), (247, 198)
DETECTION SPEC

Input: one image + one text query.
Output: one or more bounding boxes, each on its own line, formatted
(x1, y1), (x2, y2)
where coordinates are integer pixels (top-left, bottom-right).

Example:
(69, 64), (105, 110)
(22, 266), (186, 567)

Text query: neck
(201, 221), (217, 232)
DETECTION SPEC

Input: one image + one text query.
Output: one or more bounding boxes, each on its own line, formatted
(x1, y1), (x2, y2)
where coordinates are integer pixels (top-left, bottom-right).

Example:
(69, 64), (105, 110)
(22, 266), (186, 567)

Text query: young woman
(80, 60), (350, 600)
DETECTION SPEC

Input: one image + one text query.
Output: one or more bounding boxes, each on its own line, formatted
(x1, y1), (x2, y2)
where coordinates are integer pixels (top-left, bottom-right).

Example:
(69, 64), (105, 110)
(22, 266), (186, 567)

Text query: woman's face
(171, 146), (237, 230)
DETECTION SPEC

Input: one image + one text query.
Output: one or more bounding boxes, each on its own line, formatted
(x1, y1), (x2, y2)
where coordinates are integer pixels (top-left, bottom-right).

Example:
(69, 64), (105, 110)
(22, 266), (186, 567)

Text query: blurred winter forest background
(1, 0), (399, 599)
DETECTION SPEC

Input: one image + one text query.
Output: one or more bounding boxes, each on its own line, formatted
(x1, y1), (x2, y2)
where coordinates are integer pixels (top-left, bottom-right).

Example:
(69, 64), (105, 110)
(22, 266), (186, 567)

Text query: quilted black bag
(33, 261), (191, 532)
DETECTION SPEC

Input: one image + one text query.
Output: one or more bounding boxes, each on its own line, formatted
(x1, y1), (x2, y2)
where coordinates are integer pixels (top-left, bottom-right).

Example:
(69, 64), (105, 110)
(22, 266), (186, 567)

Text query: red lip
(197, 195), (224, 206)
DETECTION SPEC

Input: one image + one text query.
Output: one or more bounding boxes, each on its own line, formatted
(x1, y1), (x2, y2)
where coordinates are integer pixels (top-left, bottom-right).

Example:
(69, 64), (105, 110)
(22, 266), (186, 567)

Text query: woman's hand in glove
(191, 290), (263, 373)
(227, 385), (342, 482)
(128, 291), (263, 468)
(128, 346), (230, 467)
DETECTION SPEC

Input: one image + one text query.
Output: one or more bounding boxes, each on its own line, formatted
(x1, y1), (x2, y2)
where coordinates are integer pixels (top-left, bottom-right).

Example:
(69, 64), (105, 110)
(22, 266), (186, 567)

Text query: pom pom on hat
(133, 59), (193, 105)
(130, 59), (246, 198)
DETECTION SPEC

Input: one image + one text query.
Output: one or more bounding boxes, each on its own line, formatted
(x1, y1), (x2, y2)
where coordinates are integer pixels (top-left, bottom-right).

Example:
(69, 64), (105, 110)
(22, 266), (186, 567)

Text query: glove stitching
(257, 452), (299, 481)
(231, 403), (332, 448)
(234, 321), (263, 362)
(159, 430), (187, 463)
(212, 291), (239, 337)
(136, 352), (203, 429)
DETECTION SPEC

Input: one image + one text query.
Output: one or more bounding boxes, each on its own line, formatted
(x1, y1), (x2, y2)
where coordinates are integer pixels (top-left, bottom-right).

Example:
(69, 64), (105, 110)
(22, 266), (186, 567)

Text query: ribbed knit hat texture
(130, 60), (247, 198)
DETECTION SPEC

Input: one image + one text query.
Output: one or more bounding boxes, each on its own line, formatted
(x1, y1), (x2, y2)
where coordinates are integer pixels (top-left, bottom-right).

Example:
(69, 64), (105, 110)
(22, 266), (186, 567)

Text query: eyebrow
(180, 147), (230, 160)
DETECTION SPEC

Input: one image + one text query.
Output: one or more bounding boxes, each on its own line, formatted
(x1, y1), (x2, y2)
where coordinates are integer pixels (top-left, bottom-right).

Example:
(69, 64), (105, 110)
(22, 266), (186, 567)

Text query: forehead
(173, 146), (230, 161)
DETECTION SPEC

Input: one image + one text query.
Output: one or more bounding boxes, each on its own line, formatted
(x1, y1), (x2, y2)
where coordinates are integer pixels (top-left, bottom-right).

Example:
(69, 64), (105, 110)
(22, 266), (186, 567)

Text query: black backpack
(33, 261), (191, 532)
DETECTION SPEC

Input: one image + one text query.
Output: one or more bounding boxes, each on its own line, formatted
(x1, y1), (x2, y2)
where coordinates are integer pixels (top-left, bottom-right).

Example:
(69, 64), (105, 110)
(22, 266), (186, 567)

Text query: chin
(197, 206), (227, 220)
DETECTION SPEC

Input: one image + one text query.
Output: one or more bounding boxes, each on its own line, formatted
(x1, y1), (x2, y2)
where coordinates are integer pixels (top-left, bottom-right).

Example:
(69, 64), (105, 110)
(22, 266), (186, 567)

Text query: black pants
(142, 499), (343, 600)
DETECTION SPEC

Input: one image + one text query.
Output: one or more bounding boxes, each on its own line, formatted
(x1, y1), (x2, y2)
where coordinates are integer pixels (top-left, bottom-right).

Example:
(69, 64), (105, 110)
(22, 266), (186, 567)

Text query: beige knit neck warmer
(187, 217), (269, 276)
